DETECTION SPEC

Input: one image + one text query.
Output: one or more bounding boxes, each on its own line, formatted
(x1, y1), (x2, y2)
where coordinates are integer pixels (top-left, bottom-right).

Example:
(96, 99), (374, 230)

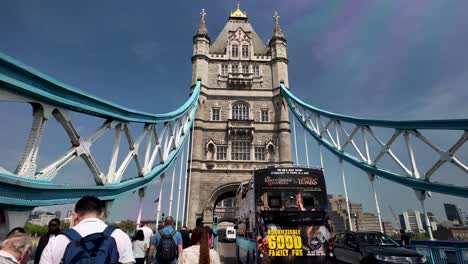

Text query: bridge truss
(1, 51), (467, 240)
(282, 83), (467, 239)
(0, 53), (199, 213)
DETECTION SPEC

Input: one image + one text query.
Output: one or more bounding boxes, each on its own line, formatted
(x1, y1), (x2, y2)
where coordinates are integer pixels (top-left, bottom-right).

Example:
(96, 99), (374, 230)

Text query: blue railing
(411, 240), (468, 264)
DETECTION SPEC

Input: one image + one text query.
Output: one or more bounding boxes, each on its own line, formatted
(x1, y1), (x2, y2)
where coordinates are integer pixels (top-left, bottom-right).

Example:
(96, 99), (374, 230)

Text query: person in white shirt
(0, 233), (32, 264)
(132, 230), (147, 264)
(138, 223), (154, 249)
(39, 196), (135, 264)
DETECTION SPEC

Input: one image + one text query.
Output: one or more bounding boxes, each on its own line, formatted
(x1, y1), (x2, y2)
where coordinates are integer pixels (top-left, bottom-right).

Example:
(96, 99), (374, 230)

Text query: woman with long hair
(177, 226), (220, 264)
(132, 229), (147, 264)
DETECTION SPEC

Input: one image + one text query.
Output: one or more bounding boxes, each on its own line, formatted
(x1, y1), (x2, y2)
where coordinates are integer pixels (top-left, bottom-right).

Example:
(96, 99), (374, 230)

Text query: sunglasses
(48, 224), (58, 227)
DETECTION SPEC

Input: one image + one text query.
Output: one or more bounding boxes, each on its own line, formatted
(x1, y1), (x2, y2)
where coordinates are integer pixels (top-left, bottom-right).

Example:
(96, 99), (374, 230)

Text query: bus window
(268, 195), (282, 209)
(303, 193), (316, 210)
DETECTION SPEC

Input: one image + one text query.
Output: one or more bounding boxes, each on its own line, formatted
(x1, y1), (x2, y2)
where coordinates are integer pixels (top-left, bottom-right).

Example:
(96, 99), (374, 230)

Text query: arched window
(266, 142), (275, 162)
(232, 102), (250, 120)
(232, 45), (239, 57)
(206, 141), (215, 160)
(242, 45), (249, 57)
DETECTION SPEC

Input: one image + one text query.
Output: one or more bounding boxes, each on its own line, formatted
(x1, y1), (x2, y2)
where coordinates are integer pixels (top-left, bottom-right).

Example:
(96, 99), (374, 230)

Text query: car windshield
(356, 233), (400, 246)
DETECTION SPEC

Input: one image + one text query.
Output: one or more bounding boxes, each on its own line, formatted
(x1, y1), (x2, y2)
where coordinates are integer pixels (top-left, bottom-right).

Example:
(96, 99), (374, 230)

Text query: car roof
(336, 231), (384, 235)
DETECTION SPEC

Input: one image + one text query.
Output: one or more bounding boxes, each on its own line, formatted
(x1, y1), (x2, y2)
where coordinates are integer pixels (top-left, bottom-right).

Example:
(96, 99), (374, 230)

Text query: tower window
(242, 65), (249, 74)
(221, 64), (228, 75)
(261, 109), (269, 122)
(232, 45), (239, 57)
(232, 103), (250, 120)
(242, 45), (249, 57)
(232, 142), (251, 160)
(253, 65), (260, 77)
(231, 64), (238, 73)
(212, 108), (220, 121)
(255, 147), (266, 161)
(216, 146), (227, 160)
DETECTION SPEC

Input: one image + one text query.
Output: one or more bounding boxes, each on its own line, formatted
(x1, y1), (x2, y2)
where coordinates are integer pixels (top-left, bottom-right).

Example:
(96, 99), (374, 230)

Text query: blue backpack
(61, 226), (119, 264)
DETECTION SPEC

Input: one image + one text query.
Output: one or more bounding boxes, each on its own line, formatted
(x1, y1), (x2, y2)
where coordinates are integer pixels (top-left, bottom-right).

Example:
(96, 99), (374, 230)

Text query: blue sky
(1, 0), (467, 225)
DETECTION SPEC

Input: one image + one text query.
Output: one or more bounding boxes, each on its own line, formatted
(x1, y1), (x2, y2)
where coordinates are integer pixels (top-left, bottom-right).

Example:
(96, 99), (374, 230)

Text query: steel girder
(0, 52), (200, 208)
(281, 84), (468, 198)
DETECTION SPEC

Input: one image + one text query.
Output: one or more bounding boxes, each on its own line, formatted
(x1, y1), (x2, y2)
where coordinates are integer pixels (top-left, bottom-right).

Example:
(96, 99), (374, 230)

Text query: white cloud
(401, 70), (468, 120)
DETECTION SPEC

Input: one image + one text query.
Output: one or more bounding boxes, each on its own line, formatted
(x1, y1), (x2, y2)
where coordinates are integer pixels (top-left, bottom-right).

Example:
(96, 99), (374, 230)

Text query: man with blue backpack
(148, 216), (182, 264)
(39, 196), (135, 264)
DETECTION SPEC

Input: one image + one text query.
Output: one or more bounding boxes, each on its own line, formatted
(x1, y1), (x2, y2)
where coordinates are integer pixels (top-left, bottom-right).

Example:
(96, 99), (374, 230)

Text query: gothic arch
(202, 182), (241, 224)
(230, 100), (251, 120)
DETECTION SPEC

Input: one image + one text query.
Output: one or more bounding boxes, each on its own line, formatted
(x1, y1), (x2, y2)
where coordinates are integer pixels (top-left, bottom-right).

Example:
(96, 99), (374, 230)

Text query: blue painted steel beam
(0, 52), (199, 123)
(281, 84), (468, 130)
(0, 102), (197, 209)
(281, 84), (468, 198)
(0, 52), (201, 208)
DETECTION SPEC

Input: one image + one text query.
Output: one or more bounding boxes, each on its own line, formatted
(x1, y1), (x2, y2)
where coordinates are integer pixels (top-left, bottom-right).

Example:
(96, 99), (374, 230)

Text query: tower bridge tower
(187, 4), (292, 227)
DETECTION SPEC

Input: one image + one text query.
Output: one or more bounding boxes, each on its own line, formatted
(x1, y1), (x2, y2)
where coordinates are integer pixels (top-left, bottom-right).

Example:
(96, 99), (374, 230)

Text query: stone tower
(187, 5), (292, 227)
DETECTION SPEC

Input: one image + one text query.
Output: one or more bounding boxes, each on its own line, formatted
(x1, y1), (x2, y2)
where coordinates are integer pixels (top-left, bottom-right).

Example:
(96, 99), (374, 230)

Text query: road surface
(218, 241), (237, 264)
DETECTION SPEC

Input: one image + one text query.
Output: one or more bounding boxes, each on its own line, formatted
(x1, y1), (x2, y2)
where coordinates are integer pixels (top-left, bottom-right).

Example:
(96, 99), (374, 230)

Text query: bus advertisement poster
(253, 167), (332, 263)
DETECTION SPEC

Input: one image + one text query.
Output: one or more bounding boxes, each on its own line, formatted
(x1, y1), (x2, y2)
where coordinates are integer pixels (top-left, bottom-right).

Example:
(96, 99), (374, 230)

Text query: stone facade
(185, 6), (292, 227)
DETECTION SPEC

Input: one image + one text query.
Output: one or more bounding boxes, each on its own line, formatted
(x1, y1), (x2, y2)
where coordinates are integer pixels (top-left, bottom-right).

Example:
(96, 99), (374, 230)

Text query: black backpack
(156, 229), (178, 263)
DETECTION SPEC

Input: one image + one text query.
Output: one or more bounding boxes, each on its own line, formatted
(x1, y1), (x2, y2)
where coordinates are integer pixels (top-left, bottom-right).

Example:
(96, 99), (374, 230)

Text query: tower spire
(195, 8), (209, 39)
(230, 2), (247, 19)
(272, 11), (285, 41)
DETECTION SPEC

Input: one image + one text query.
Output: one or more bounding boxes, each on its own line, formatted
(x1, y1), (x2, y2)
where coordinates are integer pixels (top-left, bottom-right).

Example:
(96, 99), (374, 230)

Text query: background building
(420, 212), (438, 232)
(398, 209), (437, 234)
(359, 212), (381, 232)
(399, 210), (424, 233)
(328, 194), (384, 233)
(28, 210), (58, 226)
(444, 203), (463, 225)
(382, 221), (395, 235)
(435, 222), (468, 241)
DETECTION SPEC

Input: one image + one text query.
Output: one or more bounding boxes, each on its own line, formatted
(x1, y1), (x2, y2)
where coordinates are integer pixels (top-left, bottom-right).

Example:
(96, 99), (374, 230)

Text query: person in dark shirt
(34, 218), (61, 264)
(196, 218), (204, 228)
(180, 226), (190, 249)
(400, 229), (410, 247)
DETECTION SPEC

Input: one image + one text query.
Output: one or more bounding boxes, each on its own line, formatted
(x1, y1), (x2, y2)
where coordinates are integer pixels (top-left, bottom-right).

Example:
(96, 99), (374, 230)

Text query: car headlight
(375, 255), (399, 263)
(421, 256), (427, 263)
(375, 254), (390, 262)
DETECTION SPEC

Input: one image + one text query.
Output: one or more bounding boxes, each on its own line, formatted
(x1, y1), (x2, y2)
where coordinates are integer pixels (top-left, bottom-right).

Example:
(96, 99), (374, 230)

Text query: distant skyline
(0, 0), (467, 223)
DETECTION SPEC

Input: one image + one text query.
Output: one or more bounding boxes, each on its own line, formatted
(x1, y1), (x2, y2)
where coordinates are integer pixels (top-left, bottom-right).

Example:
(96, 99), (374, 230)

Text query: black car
(333, 231), (427, 264)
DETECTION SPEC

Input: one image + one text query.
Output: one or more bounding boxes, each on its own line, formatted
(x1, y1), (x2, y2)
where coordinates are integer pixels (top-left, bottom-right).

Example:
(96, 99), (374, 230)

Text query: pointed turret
(269, 11), (289, 88)
(270, 12), (286, 42)
(191, 8), (210, 86)
(194, 9), (210, 41)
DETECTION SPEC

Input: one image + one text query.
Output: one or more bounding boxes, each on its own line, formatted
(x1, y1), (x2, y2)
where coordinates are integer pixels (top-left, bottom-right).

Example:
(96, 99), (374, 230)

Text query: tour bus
(235, 166), (335, 264)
